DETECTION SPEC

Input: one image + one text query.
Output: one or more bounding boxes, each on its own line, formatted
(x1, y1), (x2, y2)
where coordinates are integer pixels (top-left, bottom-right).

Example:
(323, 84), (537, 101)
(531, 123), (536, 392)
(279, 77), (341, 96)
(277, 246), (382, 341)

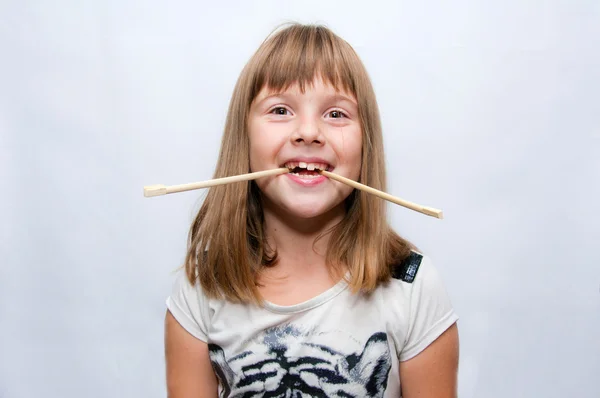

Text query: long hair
(184, 23), (413, 304)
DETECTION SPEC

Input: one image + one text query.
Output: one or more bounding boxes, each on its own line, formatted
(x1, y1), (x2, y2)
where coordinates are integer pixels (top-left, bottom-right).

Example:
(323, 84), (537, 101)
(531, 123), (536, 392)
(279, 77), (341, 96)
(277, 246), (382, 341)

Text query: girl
(165, 23), (459, 397)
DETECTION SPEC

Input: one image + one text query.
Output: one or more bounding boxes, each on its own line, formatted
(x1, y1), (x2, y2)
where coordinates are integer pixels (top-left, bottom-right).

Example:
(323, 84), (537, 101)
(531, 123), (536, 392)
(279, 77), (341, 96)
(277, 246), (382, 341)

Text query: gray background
(1, 0), (599, 397)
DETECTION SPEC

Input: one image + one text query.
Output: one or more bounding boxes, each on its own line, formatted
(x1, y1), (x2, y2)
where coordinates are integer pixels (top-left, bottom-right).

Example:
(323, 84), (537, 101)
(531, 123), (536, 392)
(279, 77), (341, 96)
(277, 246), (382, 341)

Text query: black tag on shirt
(391, 251), (423, 283)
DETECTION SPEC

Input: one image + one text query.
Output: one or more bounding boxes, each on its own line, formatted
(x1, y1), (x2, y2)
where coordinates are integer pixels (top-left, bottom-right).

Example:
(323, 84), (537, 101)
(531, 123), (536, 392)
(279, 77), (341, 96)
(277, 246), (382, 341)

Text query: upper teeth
(285, 161), (329, 171)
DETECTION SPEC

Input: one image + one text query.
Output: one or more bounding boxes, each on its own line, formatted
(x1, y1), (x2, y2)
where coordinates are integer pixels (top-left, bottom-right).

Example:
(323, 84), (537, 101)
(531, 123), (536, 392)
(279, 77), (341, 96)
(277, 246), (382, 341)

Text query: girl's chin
(279, 201), (344, 220)
(259, 189), (347, 221)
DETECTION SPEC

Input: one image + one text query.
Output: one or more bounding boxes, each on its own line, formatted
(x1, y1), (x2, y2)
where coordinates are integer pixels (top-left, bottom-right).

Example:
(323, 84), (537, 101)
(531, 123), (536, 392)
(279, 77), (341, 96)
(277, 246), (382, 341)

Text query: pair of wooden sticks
(143, 168), (443, 219)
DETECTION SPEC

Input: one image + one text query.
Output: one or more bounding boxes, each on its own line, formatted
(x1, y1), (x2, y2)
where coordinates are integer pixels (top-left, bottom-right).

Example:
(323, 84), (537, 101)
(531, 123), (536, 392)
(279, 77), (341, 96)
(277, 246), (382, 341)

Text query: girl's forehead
(254, 76), (356, 101)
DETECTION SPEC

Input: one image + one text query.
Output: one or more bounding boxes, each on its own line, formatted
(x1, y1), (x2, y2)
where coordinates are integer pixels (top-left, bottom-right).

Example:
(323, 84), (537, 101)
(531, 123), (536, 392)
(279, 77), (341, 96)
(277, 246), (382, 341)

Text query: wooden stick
(144, 167), (442, 219)
(320, 170), (443, 219)
(143, 167), (289, 197)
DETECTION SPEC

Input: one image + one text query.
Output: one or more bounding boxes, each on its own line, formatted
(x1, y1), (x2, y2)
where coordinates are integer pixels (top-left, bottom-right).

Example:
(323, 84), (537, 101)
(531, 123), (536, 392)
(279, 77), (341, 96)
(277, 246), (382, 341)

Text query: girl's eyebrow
(259, 92), (286, 101)
(330, 93), (358, 107)
(253, 92), (287, 108)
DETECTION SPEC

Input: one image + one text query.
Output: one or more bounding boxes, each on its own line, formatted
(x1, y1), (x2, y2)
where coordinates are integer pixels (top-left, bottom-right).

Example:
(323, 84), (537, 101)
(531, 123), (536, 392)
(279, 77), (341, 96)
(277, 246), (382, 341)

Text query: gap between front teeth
(284, 162), (329, 171)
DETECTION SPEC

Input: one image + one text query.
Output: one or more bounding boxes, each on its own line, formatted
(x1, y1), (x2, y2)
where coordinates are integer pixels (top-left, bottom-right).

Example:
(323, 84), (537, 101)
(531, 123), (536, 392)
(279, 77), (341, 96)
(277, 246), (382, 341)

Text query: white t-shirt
(166, 251), (458, 397)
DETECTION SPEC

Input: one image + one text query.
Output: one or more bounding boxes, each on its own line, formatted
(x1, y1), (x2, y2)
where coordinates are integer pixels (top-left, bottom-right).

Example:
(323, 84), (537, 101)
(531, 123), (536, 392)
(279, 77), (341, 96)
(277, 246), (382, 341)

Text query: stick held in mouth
(319, 170), (443, 219)
(144, 167), (442, 219)
(143, 167), (290, 197)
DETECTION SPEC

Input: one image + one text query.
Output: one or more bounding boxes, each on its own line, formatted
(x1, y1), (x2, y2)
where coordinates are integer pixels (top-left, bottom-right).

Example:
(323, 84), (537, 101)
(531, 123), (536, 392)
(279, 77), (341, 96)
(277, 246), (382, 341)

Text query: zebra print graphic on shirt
(209, 324), (392, 397)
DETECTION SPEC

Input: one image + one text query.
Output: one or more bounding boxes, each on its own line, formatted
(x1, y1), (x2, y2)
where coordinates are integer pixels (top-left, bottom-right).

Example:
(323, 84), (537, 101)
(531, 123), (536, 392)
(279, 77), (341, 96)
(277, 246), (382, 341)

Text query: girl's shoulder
(166, 269), (212, 342)
(377, 251), (459, 362)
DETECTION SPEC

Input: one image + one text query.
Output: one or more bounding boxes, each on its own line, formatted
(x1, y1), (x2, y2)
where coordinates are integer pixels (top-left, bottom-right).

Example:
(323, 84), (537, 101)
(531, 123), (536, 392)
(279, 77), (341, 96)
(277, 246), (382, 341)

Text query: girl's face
(248, 77), (362, 220)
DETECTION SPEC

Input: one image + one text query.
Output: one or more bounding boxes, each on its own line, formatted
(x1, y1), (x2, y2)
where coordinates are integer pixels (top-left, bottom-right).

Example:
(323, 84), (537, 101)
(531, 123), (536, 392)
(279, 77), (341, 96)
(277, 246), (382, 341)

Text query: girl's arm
(164, 310), (218, 398)
(399, 323), (459, 398)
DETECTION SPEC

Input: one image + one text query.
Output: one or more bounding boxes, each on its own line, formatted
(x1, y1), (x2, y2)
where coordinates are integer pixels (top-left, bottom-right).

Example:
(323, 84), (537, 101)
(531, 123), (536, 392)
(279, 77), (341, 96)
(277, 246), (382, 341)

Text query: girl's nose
(291, 118), (325, 146)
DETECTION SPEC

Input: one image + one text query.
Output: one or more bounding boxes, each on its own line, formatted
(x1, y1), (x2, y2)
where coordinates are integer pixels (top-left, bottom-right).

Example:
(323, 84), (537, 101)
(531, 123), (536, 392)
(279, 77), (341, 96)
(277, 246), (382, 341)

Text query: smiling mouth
(283, 161), (332, 177)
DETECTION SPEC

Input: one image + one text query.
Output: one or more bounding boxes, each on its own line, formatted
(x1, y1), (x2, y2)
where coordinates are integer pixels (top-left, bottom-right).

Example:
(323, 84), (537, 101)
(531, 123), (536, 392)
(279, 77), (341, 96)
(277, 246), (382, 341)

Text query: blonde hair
(185, 23), (413, 304)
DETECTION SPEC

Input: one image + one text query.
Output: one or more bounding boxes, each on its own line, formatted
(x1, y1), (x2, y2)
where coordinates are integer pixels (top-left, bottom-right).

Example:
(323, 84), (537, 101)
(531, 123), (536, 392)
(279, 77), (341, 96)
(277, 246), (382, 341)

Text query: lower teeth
(292, 172), (320, 179)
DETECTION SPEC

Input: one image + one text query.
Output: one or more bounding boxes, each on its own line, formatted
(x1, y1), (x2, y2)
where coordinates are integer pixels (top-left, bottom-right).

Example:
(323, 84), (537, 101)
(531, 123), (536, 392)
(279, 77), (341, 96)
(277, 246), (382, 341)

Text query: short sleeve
(165, 269), (210, 342)
(398, 255), (458, 362)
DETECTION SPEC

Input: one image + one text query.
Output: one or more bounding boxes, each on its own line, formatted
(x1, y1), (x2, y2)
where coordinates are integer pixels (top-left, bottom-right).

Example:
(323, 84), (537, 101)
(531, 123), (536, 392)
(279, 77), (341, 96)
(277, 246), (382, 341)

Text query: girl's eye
(270, 107), (289, 115)
(327, 110), (346, 119)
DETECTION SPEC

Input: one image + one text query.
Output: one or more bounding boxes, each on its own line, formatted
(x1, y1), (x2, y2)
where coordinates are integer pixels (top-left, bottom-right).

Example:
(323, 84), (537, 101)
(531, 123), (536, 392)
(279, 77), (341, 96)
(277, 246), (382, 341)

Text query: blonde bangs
(250, 25), (357, 101)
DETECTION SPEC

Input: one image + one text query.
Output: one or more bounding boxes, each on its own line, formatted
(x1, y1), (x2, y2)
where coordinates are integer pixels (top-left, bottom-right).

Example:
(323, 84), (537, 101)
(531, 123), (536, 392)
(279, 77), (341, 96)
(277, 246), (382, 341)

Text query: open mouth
(283, 161), (332, 177)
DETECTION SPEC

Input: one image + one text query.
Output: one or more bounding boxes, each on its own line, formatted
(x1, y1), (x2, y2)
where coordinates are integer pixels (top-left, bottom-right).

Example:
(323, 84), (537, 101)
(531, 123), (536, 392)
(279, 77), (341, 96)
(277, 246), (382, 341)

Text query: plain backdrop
(1, 1), (599, 397)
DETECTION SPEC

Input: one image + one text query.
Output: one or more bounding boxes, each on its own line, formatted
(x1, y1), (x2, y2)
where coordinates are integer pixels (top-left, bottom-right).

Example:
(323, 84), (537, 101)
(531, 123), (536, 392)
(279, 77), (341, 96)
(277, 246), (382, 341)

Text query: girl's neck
(261, 199), (346, 276)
